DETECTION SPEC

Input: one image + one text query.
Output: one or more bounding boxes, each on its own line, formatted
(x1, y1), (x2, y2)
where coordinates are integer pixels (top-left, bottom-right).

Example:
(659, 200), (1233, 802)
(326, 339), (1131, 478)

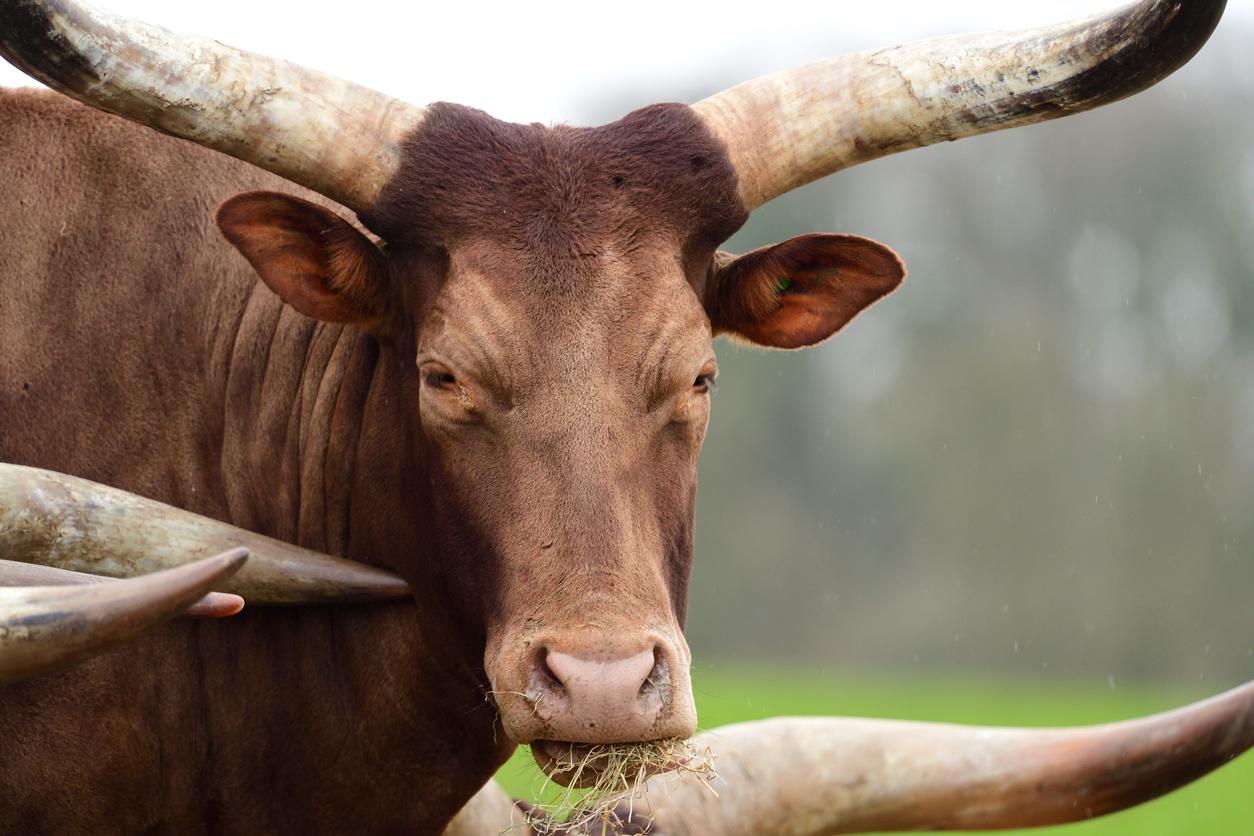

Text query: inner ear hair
(715, 245), (803, 329)
(706, 233), (906, 349)
(315, 219), (391, 320)
(217, 191), (394, 333)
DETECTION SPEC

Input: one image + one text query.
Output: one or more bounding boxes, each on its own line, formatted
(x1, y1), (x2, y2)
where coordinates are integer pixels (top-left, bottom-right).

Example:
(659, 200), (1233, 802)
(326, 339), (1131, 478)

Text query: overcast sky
(2, 1), (1250, 123)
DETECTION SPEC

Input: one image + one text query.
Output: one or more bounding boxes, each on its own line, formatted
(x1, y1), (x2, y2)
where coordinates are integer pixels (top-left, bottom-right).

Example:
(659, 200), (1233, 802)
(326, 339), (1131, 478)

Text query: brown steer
(0, 0), (1243, 833)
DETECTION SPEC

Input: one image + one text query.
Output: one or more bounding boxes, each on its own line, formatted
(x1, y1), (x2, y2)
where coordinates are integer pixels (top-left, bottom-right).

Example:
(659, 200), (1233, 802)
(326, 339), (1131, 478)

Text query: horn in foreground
(695, 0), (1227, 210)
(0, 463), (410, 604)
(0, 549), (247, 684)
(0, 0), (425, 211)
(0, 559), (246, 618)
(624, 680), (1254, 834)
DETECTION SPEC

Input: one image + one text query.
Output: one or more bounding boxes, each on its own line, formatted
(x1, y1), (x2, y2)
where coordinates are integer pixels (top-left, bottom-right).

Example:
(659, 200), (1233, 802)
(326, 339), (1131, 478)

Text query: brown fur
(0, 88), (502, 833)
(0, 84), (902, 832)
(362, 102), (747, 265)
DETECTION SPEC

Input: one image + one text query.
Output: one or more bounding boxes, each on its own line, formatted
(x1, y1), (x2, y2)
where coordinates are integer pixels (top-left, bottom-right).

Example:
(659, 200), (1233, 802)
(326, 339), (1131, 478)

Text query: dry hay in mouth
(520, 738), (718, 834)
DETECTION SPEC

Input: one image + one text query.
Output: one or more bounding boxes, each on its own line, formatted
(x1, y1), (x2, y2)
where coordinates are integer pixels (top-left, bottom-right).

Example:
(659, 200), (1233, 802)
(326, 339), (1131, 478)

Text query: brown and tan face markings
(215, 101), (905, 757)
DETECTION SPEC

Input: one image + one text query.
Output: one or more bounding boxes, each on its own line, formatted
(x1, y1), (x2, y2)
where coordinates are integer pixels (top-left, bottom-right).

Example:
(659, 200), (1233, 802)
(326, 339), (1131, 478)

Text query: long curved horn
(0, 463), (410, 605)
(630, 680), (1254, 834)
(0, 0), (424, 212)
(0, 548), (247, 683)
(0, 559), (245, 617)
(694, 0), (1227, 210)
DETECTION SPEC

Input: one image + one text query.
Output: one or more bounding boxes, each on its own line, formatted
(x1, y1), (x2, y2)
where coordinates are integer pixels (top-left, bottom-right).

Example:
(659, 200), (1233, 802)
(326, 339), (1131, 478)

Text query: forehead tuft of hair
(360, 102), (748, 270)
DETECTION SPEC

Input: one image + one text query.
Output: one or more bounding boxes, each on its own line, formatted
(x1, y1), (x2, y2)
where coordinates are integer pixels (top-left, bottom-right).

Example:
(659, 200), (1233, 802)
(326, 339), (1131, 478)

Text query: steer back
(0, 88), (507, 832)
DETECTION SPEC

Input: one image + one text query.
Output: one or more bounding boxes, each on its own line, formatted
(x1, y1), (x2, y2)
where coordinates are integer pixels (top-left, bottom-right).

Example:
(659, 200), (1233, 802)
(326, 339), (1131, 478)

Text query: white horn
(694, 1), (1226, 210)
(0, 0), (425, 212)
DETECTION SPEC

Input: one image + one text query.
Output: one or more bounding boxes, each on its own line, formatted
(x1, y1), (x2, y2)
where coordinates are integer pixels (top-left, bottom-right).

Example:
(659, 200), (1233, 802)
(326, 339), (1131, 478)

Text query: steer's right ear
(217, 192), (394, 337)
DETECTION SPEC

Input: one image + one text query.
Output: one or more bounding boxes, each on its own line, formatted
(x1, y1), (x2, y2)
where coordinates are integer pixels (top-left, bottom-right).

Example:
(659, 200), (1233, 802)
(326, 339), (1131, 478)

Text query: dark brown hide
(363, 102), (746, 259)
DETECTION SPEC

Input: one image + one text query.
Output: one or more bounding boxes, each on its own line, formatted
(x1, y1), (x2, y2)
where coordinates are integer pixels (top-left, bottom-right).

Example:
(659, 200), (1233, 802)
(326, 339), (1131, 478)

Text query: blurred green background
(498, 19), (1254, 832)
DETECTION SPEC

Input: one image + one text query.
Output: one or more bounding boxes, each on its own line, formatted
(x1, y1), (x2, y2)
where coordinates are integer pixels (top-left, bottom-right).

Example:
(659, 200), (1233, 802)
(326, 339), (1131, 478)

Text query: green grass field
(493, 664), (1254, 834)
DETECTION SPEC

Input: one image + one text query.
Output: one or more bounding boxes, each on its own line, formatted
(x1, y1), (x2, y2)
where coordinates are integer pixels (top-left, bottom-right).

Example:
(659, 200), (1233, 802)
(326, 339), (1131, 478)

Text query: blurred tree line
(579, 27), (1254, 686)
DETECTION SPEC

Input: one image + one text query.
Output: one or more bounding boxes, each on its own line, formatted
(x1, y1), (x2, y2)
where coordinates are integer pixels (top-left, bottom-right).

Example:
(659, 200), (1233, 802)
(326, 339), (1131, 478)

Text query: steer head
(213, 102), (903, 759)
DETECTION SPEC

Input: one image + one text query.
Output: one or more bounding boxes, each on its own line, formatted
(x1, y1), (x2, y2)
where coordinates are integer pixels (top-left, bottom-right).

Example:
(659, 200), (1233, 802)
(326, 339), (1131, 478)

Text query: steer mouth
(530, 738), (693, 789)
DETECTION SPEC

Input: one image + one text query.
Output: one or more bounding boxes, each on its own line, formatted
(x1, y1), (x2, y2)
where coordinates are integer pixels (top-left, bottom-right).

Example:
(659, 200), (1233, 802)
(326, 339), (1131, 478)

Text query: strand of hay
(519, 738), (718, 834)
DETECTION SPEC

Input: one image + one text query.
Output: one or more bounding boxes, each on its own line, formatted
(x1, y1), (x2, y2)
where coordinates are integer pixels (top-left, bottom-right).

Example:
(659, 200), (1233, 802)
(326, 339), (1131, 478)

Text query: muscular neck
(199, 292), (511, 829)
(208, 290), (374, 554)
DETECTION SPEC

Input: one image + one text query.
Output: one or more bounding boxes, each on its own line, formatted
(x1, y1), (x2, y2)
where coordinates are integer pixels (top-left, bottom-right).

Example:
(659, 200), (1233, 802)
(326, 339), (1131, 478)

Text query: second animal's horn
(0, 549), (248, 684)
(0, 464), (411, 605)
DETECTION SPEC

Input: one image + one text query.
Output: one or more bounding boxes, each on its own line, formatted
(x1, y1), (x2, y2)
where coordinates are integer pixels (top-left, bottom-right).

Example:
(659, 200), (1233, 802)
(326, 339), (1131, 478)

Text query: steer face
(217, 102), (904, 769)
(415, 236), (712, 747)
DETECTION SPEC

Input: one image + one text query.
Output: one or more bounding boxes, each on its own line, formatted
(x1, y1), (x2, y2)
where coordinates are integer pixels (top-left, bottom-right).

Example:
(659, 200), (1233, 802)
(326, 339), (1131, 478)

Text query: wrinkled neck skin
(206, 301), (512, 828)
(2, 305), (508, 832)
(0, 90), (504, 832)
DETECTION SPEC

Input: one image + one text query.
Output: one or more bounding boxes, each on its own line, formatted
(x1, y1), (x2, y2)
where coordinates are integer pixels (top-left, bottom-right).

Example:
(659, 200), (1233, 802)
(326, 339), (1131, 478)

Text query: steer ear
(217, 192), (394, 336)
(704, 233), (905, 349)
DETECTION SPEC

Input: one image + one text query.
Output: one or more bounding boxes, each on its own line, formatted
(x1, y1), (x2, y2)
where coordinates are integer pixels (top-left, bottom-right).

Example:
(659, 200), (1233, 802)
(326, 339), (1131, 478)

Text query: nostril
(534, 647), (565, 693)
(641, 644), (668, 696)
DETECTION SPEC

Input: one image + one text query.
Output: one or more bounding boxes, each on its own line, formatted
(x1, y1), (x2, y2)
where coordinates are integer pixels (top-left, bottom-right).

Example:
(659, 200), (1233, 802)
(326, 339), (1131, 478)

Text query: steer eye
(418, 360), (484, 420)
(424, 370), (457, 389)
(693, 372), (717, 393)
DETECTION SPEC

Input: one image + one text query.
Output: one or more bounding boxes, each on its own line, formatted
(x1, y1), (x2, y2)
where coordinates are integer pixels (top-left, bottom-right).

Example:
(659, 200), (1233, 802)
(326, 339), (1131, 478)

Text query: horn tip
(217, 547), (250, 572)
(185, 592), (247, 618)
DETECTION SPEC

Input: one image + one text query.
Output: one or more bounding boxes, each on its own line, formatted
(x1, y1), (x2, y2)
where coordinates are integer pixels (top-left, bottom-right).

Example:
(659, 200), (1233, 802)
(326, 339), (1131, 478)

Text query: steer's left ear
(704, 233), (905, 349)
(217, 191), (395, 337)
